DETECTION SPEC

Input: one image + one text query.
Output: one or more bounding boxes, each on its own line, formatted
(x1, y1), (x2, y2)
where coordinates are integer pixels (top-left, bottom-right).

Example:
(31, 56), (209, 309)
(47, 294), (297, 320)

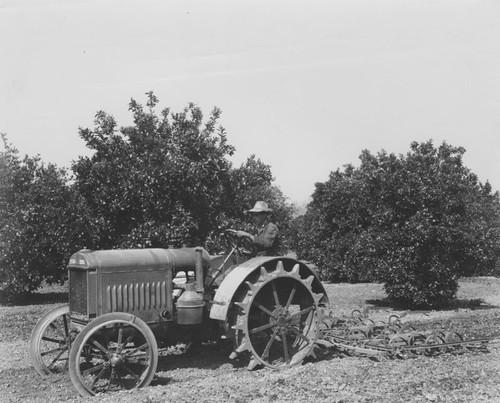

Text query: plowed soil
(1, 278), (499, 403)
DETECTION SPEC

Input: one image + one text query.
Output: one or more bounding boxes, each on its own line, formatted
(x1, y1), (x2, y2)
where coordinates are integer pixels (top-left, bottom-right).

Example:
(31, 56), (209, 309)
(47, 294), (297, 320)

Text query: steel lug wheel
(231, 261), (322, 369)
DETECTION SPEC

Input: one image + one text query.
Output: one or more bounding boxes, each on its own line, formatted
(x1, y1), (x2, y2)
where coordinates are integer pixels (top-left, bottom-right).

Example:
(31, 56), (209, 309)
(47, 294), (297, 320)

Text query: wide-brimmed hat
(248, 201), (273, 213)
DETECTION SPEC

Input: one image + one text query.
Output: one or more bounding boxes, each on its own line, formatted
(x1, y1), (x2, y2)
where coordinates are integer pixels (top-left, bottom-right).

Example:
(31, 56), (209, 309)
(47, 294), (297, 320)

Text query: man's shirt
(253, 222), (279, 256)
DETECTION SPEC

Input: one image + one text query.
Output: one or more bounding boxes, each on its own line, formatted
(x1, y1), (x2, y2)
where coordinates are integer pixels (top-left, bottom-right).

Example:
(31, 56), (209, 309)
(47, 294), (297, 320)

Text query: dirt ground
(1, 278), (499, 403)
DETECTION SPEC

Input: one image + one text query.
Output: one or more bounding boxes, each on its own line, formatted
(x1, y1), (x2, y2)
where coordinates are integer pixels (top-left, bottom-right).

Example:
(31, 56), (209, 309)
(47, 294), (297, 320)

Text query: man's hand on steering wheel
(235, 230), (254, 240)
(223, 229), (256, 257)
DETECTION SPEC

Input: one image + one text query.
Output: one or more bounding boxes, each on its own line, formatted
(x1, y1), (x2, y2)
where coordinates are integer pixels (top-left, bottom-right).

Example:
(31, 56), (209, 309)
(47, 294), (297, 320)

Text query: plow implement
(316, 310), (490, 359)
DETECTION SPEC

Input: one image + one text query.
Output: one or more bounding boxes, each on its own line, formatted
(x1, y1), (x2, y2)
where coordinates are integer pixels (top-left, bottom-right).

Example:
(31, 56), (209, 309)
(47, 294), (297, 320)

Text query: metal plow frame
(316, 311), (491, 358)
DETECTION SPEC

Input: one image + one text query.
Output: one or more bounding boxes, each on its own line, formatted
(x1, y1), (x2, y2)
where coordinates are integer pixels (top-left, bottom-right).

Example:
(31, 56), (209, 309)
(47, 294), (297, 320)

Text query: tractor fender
(209, 256), (329, 321)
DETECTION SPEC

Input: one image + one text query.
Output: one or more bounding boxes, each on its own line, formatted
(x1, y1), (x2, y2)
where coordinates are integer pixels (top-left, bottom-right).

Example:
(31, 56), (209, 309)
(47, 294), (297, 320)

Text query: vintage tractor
(29, 230), (329, 397)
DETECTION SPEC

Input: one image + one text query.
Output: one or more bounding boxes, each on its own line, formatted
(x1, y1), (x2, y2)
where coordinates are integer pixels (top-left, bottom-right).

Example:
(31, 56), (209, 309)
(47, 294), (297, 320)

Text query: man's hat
(248, 201), (273, 213)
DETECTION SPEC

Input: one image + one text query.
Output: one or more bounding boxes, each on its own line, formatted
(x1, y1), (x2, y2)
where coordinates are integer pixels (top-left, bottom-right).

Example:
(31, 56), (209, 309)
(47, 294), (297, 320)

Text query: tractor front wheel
(30, 304), (73, 376)
(68, 312), (158, 397)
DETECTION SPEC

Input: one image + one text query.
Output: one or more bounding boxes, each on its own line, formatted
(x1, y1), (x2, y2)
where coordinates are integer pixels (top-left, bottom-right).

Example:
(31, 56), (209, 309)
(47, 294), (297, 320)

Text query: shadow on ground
(155, 341), (246, 372)
(365, 297), (499, 312)
(4, 291), (69, 306)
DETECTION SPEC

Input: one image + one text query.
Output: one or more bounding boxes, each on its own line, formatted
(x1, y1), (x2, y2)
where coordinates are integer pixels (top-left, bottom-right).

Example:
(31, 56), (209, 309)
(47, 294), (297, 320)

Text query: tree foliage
(206, 154), (295, 254)
(72, 93), (293, 251)
(1, 94), (293, 300)
(293, 141), (500, 307)
(0, 135), (96, 301)
(73, 94), (235, 248)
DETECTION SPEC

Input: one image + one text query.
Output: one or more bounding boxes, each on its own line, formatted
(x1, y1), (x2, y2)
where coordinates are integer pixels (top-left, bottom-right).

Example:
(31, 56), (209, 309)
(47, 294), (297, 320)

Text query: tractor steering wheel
(223, 229), (256, 257)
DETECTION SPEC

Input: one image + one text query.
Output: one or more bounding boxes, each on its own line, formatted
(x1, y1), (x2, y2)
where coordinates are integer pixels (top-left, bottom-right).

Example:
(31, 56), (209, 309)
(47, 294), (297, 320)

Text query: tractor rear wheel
(231, 261), (322, 369)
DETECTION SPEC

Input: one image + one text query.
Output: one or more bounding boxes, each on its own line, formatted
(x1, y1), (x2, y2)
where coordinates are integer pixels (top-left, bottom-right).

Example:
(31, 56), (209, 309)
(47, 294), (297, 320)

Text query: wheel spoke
(271, 281), (280, 308)
(290, 306), (315, 321)
(90, 365), (108, 388)
(107, 368), (116, 391)
(285, 284), (297, 310)
(289, 326), (310, 344)
(249, 322), (275, 335)
(117, 325), (123, 344)
(83, 362), (107, 376)
(262, 328), (279, 360)
(116, 325), (124, 352)
(47, 349), (67, 368)
(126, 356), (149, 366)
(62, 315), (69, 337)
(42, 336), (65, 345)
(124, 342), (149, 358)
(90, 338), (109, 355)
(119, 334), (134, 351)
(88, 352), (107, 360)
(282, 334), (290, 364)
(41, 346), (66, 356)
(121, 364), (141, 382)
(255, 302), (274, 317)
(47, 357), (69, 368)
(49, 322), (66, 339)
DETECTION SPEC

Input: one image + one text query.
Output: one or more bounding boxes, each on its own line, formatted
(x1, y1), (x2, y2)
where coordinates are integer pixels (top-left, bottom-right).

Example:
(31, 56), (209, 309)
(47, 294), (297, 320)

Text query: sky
(1, 0), (499, 205)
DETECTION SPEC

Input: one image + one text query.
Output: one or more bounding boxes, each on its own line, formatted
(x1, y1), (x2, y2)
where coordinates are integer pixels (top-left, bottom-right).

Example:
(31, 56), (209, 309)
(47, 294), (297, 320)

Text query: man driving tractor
(237, 201), (279, 256)
(207, 201), (280, 287)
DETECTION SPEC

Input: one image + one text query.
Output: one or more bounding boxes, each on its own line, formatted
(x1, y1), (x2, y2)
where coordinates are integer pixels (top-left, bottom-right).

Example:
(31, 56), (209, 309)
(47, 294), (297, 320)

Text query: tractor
(29, 230), (329, 397)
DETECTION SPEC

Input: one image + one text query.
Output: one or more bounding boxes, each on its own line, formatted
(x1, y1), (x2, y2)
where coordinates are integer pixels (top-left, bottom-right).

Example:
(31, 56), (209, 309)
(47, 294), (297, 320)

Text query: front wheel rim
(70, 316), (157, 396)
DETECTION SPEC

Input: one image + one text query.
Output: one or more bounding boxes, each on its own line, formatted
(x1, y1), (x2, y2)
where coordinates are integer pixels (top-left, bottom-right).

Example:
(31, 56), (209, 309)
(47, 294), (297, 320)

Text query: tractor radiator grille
(69, 269), (88, 316)
(106, 281), (169, 313)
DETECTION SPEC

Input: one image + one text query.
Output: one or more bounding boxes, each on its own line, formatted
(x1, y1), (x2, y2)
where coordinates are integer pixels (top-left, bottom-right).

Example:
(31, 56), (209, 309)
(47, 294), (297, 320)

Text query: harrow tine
(316, 311), (491, 360)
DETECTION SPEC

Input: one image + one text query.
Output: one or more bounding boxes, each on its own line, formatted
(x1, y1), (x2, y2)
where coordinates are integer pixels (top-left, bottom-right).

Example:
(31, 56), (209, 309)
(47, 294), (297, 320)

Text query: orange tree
(0, 135), (97, 301)
(292, 141), (500, 307)
(72, 93), (293, 252)
(207, 154), (294, 254)
(1, 94), (293, 301)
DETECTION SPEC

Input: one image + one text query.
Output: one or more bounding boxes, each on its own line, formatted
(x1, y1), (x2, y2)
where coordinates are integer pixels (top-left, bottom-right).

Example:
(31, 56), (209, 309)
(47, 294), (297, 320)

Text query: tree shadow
(365, 297), (499, 312)
(4, 291), (68, 306)
(1, 281), (69, 307)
